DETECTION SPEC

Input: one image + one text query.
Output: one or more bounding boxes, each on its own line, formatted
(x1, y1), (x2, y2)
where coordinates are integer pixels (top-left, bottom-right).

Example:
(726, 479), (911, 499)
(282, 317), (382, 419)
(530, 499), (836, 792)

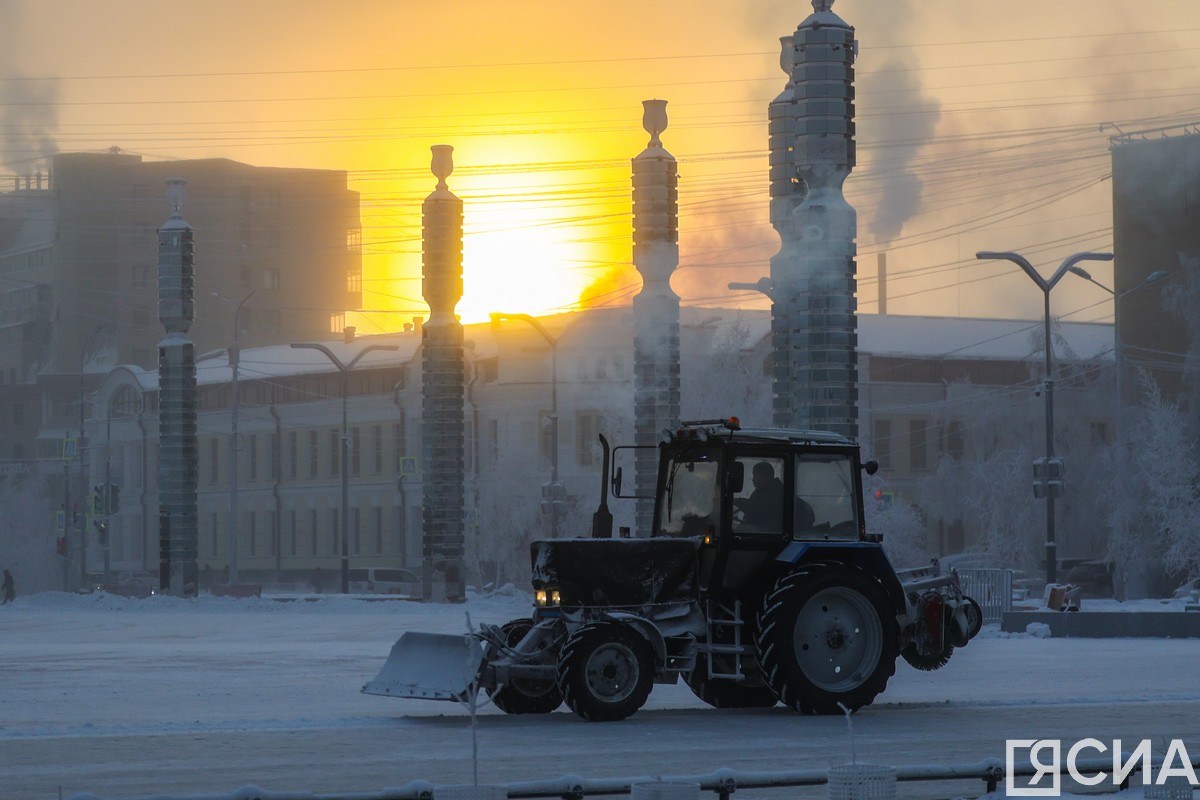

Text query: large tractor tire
(755, 563), (899, 715)
(685, 662), (779, 709)
(487, 619), (562, 714)
(557, 620), (655, 722)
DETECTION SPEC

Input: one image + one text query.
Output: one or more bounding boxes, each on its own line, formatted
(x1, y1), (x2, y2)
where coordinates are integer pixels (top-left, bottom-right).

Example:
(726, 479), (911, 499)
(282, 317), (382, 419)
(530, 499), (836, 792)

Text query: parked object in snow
(365, 418), (982, 721)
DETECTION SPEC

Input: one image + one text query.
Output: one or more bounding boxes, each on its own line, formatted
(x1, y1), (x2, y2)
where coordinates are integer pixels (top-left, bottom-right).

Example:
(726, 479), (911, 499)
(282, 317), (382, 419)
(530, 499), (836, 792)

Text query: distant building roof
(122, 308), (1112, 391)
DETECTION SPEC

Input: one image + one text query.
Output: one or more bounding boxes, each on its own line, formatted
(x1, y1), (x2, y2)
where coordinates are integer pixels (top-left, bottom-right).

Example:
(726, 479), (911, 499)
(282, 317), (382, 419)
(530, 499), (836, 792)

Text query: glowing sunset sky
(5, 1), (1200, 329)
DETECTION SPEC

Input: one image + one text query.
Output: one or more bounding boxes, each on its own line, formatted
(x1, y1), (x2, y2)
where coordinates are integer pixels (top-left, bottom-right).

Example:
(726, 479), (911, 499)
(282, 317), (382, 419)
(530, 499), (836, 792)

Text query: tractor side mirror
(612, 466), (624, 496)
(863, 459), (879, 476)
(727, 461), (745, 494)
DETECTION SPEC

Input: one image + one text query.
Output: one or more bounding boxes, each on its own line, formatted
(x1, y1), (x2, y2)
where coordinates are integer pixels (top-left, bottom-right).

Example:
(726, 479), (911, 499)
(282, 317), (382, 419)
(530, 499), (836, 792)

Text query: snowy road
(4, 592), (1200, 800)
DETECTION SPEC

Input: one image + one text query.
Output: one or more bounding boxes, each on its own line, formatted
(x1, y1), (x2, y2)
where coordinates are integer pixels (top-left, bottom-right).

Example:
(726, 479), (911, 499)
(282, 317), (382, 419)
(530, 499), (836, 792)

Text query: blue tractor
(364, 418), (982, 721)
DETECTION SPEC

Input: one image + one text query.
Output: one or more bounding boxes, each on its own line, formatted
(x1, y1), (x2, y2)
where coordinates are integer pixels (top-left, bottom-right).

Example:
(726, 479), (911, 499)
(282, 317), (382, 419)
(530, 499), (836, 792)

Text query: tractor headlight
(534, 589), (561, 607)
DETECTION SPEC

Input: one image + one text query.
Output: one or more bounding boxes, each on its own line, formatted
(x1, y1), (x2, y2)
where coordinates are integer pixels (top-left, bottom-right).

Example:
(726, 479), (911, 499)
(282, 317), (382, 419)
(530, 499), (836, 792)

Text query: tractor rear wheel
(487, 619), (562, 714)
(755, 564), (898, 715)
(557, 621), (654, 722)
(685, 662), (779, 709)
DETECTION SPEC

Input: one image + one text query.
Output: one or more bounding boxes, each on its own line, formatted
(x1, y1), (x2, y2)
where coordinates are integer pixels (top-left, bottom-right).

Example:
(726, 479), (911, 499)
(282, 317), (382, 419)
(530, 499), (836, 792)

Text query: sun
(457, 187), (591, 323)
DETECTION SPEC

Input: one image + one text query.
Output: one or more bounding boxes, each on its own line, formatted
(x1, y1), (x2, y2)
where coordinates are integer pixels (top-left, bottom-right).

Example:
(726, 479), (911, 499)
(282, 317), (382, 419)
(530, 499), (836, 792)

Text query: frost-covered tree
(920, 445), (1043, 573)
(1118, 376), (1200, 585)
(863, 474), (931, 569)
(681, 314), (771, 426)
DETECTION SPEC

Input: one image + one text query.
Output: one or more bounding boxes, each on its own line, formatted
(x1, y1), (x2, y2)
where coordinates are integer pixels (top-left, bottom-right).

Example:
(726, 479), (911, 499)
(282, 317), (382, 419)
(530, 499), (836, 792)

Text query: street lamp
(976, 250), (1113, 586)
(1067, 266), (1169, 598)
(213, 290), (255, 585)
(290, 339), (399, 593)
(78, 322), (112, 588)
(490, 313), (562, 537)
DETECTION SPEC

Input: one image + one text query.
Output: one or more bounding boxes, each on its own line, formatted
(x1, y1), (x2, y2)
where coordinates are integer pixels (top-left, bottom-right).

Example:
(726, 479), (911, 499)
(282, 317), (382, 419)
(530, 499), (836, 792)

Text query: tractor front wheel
(557, 621), (654, 722)
(487, 619), (562, 714)
(755, 564), (898, 715)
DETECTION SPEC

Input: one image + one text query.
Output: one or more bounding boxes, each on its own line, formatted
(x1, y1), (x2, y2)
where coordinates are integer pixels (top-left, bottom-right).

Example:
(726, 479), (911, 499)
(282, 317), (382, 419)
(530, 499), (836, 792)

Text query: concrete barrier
(211, 583), (263, 599)
(1001, 611), (1200, 637)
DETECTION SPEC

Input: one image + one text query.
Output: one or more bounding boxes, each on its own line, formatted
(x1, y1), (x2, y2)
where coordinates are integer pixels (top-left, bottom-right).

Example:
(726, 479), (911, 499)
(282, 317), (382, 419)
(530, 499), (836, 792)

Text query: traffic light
(93, 519), (108, 545)
(56, 536), (66, 556)
(91, 484), (120, 515)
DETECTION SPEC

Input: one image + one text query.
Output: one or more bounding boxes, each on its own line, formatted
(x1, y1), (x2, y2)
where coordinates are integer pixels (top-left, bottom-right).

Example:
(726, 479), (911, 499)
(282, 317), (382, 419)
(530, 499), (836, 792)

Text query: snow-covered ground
(3, 589), (1200, 800)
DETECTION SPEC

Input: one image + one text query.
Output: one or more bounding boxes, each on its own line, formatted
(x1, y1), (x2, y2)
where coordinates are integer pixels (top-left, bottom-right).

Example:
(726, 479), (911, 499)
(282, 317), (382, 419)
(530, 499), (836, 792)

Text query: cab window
(731, 456), (786, 534)
(794, 453), (858, 539)
(658, 457), (720, 537)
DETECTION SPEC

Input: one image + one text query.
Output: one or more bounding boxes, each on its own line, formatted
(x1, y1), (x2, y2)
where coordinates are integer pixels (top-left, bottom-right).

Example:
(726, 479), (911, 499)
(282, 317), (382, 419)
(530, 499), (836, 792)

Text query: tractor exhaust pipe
(591, 434), (614, 538)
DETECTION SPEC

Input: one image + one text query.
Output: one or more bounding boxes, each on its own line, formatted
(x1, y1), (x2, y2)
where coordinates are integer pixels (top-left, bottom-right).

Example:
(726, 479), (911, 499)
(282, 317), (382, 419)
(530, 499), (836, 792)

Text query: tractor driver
(734, 460), (784, 530)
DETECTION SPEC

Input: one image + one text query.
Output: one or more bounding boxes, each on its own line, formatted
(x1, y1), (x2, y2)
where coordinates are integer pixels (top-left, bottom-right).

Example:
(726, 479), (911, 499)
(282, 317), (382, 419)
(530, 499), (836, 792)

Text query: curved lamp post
(290, 340), (399, 593)
(976, 250), (1113, 585)
(213, 290), (255, 584)
(490, 313), (561, 538)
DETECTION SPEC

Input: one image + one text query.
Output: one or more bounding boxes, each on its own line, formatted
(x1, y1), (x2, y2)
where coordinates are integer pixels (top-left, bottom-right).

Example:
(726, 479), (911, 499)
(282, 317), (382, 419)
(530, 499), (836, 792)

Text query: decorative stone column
(420, 145), (466, 601)
(768, 0), (859, 438)
(156, 178), (199, 596)
(632, 100), (680, 535)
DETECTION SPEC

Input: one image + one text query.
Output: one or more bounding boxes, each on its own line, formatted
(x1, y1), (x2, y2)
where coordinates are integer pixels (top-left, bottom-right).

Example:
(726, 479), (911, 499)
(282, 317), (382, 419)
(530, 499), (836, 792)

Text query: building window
(329, 429), (340, 476)
(263, 268), (280, 290)
(944, 420), (965, 461)
(909, 419), (928, 471)
(393, 418), (406, 473)
(289, 510), (298, 557)
(210, 512), (219, 558)
(575, 411), (603, 466)
(308, 430), (319, 478)
(287, 431), (297, 479)
(346, 228), (362, 253)
(269, 432), (279, 480)
(330, 509), (340, 555)
(374, 506), (383, 554)
(268, 511), (277, 557)
(347, 265), (362, 294)
(873, 418), (892, 470)
(248, 434), (258, 482)
(478, 357), (498, 383)
(488, 419), (499, 466)
(209, 438), (219, 484)
(352, 507), (361, 555)
(351, 427), (361, 477)
(395, 503), (408, 563)
(372, 425), (383, 473)
(248, 511), (257, 557)
(329, 312), (345, 334)
(538, 411), (555, 463)
(310, 509), (319, 556)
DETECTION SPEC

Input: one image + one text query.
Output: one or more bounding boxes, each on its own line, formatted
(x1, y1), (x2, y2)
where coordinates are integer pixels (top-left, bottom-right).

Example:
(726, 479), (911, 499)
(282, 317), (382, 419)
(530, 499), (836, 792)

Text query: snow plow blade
(362, 631), (484, 702)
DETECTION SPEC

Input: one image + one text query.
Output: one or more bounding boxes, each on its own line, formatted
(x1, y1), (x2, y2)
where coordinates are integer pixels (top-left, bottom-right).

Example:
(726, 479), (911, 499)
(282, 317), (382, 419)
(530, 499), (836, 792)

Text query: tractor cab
(653, 419), (872, 596)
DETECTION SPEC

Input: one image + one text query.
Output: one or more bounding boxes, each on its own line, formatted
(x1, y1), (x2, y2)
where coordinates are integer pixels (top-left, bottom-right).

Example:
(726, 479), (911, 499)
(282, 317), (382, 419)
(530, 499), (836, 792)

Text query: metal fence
(956, 568), (1013, 624)
(82, 754), (1200, 800)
